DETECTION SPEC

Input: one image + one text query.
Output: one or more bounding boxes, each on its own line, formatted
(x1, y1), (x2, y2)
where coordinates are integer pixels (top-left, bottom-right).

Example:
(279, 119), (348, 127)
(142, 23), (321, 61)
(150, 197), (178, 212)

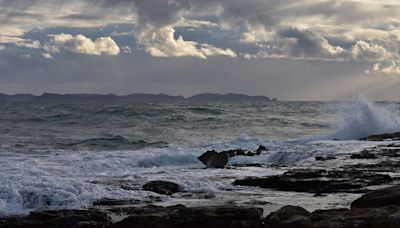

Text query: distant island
(0, 93), (277, 102)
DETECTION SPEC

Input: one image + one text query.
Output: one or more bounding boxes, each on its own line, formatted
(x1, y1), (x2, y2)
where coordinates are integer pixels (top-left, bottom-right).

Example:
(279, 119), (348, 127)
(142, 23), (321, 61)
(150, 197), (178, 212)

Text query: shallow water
(1, 98), (400, 216)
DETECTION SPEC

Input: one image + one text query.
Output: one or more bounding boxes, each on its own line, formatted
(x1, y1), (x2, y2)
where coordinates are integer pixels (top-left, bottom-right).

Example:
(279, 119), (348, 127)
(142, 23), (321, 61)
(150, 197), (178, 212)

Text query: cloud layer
(48, 33), (120, 56)
(0, 0), (400, 100)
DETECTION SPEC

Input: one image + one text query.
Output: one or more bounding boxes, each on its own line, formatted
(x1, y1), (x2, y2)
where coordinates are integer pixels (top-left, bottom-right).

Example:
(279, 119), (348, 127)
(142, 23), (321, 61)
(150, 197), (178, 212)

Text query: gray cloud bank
(0, 0), (400, 100)
(0, 0), (399, 73)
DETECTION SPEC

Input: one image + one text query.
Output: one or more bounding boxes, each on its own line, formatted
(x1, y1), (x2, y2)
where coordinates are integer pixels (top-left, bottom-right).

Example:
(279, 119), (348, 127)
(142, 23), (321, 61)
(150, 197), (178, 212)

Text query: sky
(0, 0), (399, 100)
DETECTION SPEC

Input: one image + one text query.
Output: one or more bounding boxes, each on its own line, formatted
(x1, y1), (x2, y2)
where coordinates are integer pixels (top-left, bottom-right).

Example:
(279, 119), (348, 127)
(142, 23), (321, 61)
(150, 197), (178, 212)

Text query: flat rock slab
(0, 209), (112, 228)
(361, 132), (400, 141)
(233, 169), (392, 193)
(311, 206), (400, 228)
(110, 205), (264, 228)
(352, 185), (400, 208)
(142, 180), (183, 195)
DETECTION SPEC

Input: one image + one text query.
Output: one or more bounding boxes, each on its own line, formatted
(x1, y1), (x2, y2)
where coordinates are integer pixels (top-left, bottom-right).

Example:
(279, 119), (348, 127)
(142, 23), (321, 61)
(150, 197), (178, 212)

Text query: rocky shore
(2, 185), (400, 228)
(2, 132), (400, 227)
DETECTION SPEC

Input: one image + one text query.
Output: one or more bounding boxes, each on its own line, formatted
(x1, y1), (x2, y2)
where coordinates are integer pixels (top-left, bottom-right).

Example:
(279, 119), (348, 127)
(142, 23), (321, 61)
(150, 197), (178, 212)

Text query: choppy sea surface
(1, 95), (400, 216)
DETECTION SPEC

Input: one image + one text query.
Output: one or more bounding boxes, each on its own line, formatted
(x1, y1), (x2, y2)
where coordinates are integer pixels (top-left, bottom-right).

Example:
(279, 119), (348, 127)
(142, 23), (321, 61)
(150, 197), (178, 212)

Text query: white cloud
(42, 52), (54, 59)
(0, 0), (399, 74)
(15, 40), (41, 49)
(136, 26), (236, 59)
(0, 35), (25, 44)
(351, 41), (390, 62)
(49, 33), (120, 56)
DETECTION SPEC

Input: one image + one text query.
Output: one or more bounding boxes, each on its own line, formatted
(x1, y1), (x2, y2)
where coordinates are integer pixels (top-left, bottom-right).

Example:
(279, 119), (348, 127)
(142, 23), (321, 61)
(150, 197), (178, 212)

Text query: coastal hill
(0, 93), (275, 102)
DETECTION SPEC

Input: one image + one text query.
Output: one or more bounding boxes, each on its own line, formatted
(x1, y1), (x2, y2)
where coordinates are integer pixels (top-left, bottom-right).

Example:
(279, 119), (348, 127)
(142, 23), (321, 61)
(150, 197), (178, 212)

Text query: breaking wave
(57, 136), (168, 150)
(328, 94), (400, 140)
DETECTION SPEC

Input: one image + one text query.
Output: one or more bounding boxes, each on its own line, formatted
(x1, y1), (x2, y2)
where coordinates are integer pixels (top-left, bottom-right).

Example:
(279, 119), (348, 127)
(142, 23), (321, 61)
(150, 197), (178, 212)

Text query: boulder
(311, 207), (400, 228)
(265, 205), (311, 228)
(197, 150), (229, 168)
(197, 145), (267, 168)
(352, 185), (400, 208)
(143, 180), (183, 195)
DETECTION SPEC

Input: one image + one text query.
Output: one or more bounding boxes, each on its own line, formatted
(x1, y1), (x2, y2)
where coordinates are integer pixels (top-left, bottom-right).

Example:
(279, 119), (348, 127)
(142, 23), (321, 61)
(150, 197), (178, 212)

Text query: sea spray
(329, 94), (400, 140)
(298, 94), (400, 142)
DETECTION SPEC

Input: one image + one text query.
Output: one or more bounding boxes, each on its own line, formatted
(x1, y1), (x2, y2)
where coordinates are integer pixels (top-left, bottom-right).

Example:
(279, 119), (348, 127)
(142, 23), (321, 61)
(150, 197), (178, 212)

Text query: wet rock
(315, 155), (336, 161)
(350, 150), (378, 159)
(197, 150), (229, 168)
(0, 209), (111, 228)
(142, 180), (183, 195)
(111, 205), (264, 228)
(233, 169), (392, 193)
(311, 206), (400, 228)
(361, 132), (400, 141)
(197, 146), (267, 168)
(349, 160), (400, 172)
(265, 205), (311, 228)
(351, 185), (400, 208)
(256, 145), (268, 154)
(92, 198), (141, 206)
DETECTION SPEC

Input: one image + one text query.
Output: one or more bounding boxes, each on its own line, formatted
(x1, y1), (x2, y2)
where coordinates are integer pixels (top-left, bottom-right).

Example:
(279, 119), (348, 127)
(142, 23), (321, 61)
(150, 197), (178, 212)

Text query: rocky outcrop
(197, 145), (268, 168)
(311, 206), (400, 228)
(350, 150), (378, 159)
(265, 205), (311, 228)
(0, 209), (112, 228)
(361, 132), (400, 141)
(351, 185), (400, 208)
(233, 169), (392, 193)
(142, 180), (183, 195)
(111, 205), (264, 228)
(5, 186), (400, 228)
(197, 150), (230, 168)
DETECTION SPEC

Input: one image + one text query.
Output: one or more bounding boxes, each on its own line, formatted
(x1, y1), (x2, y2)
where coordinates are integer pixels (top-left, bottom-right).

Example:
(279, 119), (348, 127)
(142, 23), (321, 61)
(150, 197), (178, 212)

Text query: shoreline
(1, 184), (400, 228)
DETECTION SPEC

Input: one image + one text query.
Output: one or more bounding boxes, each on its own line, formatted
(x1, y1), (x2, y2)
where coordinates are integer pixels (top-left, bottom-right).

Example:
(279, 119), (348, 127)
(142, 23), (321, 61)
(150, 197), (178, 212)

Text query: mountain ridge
(0, 93), (276, 102)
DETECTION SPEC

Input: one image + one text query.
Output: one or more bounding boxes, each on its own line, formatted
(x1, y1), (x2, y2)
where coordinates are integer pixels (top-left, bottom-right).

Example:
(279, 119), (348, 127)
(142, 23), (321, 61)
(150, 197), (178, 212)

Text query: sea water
(1, 97), (400, 216)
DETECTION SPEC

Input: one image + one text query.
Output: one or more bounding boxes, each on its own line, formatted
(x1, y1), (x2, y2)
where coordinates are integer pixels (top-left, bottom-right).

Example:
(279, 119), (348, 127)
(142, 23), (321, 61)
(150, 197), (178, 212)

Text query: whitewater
(1, 96), (400, 217)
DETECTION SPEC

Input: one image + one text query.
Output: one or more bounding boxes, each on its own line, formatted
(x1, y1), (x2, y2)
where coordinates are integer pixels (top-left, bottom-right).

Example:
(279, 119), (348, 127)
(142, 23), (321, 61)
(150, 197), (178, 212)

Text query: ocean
(1, 95), (400, 217)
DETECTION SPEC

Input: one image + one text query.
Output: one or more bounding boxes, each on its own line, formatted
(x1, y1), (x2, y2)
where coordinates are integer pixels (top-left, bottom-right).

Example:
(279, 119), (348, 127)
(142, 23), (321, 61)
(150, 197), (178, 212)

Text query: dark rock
(315, 155), (336, 161)
(361, 132), (400, 141)
(265, 205), (311, 228)
(233, 169), (392, 193)
(381, 148), (400, 157)
(256, 145), (268, 154)
(350, 150), (378, 159)
(0, 209), (111, 228)
(142, 180), (183, 195)
(92, 198), (141, 206)
(313, 193), (326, 197)
(352, 185), (400, 208)
(197, 150), (229, 168)
(349, 160), (400, 172)
(197, 147), (266, 168)
(311, 206), (400, 228)
(111, 205), (264, 228)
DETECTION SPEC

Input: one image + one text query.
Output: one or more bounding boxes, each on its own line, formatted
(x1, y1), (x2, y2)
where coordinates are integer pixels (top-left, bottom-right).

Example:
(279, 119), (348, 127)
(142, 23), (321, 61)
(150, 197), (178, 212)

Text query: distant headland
(0, 93), (277, 102)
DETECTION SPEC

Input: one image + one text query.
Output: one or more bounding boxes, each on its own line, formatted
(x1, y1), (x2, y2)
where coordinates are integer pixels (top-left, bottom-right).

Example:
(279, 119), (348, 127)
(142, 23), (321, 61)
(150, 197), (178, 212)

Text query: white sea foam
(330, 94), (400, 140)
(0, 135), (392, 217)
(301, 94), (400, 142)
